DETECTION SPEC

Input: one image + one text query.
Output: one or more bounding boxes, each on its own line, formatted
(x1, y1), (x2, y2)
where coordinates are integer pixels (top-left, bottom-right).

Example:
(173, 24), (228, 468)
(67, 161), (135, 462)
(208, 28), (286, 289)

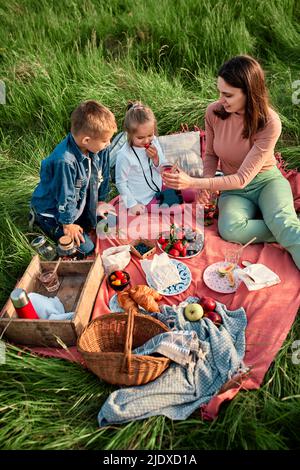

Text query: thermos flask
(10, 288), (39, 319)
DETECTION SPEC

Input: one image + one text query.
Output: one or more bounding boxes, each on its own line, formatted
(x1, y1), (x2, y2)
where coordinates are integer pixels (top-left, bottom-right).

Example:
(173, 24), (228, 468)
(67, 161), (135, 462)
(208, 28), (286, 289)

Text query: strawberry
(181, 246), (187, 257)
(161, 242), (169, 252)
(158, 236), (166, 245)
(173, 240), (183, 252)
(169, 248), (180, 257)
(115, 270), (125, 279)
(144, 143), (150, 149)
(121, 278), (128, 284)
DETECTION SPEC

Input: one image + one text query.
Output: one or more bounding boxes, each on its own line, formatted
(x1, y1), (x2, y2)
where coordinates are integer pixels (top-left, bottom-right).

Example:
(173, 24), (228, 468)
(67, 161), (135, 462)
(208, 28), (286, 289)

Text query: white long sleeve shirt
(115, 137), (166, 208)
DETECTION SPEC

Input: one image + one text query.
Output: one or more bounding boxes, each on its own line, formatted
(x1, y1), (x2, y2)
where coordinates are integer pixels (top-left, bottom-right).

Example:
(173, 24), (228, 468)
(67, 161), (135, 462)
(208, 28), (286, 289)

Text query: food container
(130, 239), (156, 259)
(108, 270), (130, 291)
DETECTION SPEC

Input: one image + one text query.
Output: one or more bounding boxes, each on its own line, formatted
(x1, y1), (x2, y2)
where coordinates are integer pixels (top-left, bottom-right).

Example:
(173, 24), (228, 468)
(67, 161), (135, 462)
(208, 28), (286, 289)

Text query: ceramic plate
(203, 261), (242, 294)
(146, 259), (192, 296)
(156, 228), (204, 259)
(108, 293), (147, 313)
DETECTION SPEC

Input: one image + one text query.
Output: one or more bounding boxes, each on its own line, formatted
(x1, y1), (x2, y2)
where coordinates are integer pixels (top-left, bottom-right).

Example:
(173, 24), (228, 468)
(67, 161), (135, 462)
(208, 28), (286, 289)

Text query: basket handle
(122, 307), (137, 374)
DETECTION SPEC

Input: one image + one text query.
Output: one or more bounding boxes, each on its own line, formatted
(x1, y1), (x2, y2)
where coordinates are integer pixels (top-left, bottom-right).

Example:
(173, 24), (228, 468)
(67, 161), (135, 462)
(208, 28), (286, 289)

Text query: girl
(115, 102), (166, 215)
(163, 55), (300, 269)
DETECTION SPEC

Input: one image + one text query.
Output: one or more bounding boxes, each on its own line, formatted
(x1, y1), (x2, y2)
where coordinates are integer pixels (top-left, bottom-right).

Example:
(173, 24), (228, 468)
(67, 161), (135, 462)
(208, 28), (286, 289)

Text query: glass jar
(31, 236), (57, 261)
(57, 235), (86, 260)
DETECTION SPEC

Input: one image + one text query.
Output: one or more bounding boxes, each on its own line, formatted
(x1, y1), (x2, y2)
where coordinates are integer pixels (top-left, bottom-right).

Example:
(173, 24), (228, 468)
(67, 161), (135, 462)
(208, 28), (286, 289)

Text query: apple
(184, 303), (204, 321)
(204, 311), (222, 326)
(200, 296), (216, 312)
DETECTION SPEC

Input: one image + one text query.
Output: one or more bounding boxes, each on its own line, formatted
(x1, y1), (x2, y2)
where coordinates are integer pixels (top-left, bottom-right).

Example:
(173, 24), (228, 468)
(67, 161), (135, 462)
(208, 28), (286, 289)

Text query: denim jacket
(31, 133), (110, 227)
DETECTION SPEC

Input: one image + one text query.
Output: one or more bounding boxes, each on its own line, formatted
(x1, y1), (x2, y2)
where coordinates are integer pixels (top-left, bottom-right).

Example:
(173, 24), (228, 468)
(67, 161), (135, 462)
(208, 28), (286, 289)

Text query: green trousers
(218, 166), (300, 269)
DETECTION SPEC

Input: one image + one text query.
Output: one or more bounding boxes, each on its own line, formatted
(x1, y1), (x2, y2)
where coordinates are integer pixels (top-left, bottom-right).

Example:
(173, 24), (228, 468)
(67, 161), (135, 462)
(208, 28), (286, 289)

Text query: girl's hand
(129, 204), (146, 216)
(146, 144), (159, 166)
(97, 202), (117, 218)
(196, 189), (211, 205)
(162, 167), (193, 190)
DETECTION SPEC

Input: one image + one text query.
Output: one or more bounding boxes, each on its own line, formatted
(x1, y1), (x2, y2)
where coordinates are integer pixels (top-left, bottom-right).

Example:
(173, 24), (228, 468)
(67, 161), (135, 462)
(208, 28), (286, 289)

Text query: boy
(30, 100), (117, 254)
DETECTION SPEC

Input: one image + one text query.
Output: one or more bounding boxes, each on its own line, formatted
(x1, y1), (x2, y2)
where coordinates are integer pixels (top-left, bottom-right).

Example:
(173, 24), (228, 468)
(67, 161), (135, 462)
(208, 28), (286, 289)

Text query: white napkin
(140, 253), (181, 291)
(236, 263), (280, 291)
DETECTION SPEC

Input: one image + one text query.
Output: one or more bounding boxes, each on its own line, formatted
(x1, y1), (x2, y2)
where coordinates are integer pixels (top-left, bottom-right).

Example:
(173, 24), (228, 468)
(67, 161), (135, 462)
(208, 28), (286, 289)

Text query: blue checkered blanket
(98, 297), (247, 426)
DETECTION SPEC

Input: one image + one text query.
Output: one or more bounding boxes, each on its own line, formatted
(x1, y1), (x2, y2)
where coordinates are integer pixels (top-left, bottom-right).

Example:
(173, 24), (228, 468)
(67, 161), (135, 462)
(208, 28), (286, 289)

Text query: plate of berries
(157, 224), (204, 259)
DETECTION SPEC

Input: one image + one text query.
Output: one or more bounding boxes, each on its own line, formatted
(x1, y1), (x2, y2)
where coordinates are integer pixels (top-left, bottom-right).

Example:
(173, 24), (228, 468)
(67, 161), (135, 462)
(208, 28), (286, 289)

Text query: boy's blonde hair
(71, 100), (117, 138)
(123, 101), (157, 145)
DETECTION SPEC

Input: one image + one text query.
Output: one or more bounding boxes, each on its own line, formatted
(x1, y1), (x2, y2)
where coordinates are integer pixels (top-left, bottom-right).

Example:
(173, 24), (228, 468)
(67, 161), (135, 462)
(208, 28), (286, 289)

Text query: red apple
(200, 296), (216, 312)
(204, 311), (222, 326)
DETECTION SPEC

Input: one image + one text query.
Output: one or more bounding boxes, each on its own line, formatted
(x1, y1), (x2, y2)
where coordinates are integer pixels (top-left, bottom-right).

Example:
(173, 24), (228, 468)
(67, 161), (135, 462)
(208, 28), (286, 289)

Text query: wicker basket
(77, 308), (171, 386)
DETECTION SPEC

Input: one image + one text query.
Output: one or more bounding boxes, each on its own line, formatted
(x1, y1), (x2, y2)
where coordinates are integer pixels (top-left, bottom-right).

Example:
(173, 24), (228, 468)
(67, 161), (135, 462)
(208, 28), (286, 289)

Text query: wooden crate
(130, 238), (156, 259)
(0, 254), (104, 348)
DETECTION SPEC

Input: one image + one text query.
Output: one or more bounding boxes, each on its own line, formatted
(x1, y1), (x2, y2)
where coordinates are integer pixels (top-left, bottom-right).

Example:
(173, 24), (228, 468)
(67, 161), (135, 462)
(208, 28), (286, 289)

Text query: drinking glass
(224, 242), (243, 267)
(38, 270), (60, 292)
(158, 162), (174, 174)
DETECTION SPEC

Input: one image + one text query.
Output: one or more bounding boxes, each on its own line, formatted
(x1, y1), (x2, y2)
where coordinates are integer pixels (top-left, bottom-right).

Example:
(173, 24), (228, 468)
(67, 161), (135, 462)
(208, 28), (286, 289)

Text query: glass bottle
(31, 236), (57, 261)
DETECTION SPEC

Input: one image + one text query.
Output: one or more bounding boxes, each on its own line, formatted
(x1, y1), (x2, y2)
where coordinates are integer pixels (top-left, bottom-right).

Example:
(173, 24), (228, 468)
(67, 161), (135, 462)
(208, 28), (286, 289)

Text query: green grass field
(0, 0), (300, 450)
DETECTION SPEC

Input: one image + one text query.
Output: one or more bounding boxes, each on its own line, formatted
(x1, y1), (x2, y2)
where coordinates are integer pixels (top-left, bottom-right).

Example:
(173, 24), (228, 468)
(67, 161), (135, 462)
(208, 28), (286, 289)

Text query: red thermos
(10, 288), (39, 319)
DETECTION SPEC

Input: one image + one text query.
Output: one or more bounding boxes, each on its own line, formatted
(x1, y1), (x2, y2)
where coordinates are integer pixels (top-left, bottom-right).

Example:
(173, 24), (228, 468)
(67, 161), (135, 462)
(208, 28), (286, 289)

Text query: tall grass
(0, 0), (299, 450)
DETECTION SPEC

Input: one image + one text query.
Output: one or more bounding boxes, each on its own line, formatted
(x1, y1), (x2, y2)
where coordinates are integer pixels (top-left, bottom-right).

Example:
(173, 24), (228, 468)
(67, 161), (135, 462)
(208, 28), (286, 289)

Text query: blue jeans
(31, 211), (95, 255)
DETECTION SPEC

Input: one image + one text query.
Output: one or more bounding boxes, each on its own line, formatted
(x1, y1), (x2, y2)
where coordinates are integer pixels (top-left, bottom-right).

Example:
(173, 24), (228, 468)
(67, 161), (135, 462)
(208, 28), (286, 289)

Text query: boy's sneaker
(28, 208), (36, 230)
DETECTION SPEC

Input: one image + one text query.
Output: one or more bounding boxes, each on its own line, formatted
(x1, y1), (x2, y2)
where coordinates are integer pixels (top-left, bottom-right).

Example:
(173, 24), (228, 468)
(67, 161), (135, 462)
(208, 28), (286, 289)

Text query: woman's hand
(129, 204), (146, 216)
(162, 166), (194, 190)
(63, 223), (85, 246)
(146, 144), (159, 166)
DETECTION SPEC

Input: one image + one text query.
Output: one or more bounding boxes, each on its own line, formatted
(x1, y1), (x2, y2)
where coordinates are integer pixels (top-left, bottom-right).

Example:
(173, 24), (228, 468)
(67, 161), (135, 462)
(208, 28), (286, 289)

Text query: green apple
(184, 303), (204, 321)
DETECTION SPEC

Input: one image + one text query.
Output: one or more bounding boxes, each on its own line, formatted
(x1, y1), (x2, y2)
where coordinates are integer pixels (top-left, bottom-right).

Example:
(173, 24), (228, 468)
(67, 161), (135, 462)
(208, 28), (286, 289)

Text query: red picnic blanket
(26, 158), (300, 420)
(90, 198), (300, 419)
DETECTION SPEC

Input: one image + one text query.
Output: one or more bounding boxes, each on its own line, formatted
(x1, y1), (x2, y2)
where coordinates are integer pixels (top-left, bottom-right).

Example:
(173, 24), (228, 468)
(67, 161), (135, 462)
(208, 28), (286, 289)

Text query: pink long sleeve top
(199, 101), (282, 191)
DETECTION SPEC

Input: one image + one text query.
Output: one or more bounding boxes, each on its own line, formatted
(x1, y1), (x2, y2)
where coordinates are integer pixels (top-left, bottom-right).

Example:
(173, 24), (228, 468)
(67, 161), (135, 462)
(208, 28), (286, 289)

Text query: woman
(163, 55), (300, 269)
